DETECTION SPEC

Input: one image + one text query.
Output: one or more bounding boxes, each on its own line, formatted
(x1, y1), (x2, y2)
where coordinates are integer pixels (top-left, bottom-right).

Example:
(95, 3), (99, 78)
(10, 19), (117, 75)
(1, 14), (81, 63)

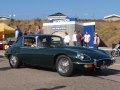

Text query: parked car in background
(5, 34), (115, 76)
(4, 40), (15, 50)
(0, 41), (7, 50)
(111, 41), (120, 57)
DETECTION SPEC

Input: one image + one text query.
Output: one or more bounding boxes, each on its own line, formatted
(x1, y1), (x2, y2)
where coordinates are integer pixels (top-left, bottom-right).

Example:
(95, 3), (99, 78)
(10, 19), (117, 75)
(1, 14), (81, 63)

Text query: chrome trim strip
(96, 58), (115, 61)
(73, 58), (115, 65)
(73, 62), (93, 64)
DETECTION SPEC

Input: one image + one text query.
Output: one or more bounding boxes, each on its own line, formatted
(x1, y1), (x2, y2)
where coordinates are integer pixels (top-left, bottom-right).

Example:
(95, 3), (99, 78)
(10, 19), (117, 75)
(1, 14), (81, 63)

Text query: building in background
(43, 18), (83, 45)
(44, 13), (95, 47)
(47, 12), (68, 20)
(0, 16), (11, 24)
(0, 16), (10, 21)
(43, 18), (95, 47)
(104, 14), (120, 21)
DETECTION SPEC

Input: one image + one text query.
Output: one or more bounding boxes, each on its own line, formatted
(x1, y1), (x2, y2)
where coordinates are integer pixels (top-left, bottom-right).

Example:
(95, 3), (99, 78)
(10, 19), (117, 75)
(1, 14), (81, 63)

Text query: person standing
(84, 31), (91, 47)
(94, 33), (100, 48)
(81, 33), (84, 47)
(76, 31), (82, 46)
(64, 32), (70, 46)
(72, 31), (77, 46)
(36, 25), (41, 34)
(15, 26), (22, 41)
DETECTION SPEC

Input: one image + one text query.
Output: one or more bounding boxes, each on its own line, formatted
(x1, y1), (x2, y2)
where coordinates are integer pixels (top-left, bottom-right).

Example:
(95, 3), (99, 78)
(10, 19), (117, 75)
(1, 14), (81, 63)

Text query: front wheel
(56, 55), (74, 77)
(9, 55), (22, 68)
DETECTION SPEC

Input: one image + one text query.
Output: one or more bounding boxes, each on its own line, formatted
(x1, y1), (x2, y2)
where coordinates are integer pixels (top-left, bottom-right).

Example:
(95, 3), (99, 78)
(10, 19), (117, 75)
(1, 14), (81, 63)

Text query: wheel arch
(53, 53), (68, 66)
(53, 51), (77, 67)
(7, 54), (12, 60)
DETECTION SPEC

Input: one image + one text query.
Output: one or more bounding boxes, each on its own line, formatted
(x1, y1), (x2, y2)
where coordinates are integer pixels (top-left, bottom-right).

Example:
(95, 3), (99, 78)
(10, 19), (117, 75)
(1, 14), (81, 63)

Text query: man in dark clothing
(76, 31), (82, 46)
(15, 26), (23, 41)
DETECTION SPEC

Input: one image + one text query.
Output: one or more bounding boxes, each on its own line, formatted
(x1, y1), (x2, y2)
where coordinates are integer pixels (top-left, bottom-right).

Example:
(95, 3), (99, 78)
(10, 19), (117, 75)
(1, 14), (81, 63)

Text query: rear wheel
(9, 55), (22, 68)
(56, 55), (74, 77)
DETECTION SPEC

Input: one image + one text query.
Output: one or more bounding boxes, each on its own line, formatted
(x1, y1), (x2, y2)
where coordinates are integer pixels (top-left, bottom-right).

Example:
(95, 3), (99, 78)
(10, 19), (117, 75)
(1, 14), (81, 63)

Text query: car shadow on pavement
(25, 65), (56, 72)
(0, 67), (11, 71)
(35, 85), (66, 90)
(73, 69), (120, 77)
(24, 66), (120, 77)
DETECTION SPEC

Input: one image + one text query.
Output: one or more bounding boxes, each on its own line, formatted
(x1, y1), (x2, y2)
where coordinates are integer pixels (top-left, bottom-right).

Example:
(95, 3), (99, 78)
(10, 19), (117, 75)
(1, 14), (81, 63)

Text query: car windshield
(38, 36), (66, 47)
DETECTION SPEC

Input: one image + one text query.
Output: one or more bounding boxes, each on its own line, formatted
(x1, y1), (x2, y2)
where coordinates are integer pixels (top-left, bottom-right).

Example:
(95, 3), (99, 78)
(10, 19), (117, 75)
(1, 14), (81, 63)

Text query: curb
(0, 54), (5, 58)
(0, 56), (4, 58)
(0, 50), (5, 58)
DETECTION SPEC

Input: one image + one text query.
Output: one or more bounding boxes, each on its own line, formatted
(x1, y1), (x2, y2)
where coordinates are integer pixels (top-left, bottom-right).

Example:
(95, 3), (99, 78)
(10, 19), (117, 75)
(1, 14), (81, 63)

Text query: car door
(20, 36), (38, 65)
(19, 36), (54, 67)
(31, 36), (55, 67)
(32, 36), (62, 67)
(20, 35), (62, 67)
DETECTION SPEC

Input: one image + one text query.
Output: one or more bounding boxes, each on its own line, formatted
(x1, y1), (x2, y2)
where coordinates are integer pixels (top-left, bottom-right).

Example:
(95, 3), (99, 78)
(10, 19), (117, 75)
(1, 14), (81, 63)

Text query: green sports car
(5, 34), (115, 76)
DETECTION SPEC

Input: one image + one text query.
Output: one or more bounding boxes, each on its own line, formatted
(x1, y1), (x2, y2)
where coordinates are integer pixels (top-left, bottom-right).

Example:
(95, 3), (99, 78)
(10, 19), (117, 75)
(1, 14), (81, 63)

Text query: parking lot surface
(0, 50), (120, 90)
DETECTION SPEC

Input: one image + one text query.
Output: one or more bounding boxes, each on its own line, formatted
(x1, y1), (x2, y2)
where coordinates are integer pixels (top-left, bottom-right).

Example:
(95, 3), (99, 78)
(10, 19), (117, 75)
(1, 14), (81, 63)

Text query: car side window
(38, 36), (64, 47)
(51, 37), (61, 45)
(23, 37), (36, 47)
(39, 36), (51, 47)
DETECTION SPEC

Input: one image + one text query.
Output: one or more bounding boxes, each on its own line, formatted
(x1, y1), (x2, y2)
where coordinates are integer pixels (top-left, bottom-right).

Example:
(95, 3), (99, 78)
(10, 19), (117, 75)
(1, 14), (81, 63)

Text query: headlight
(76, 52), (91, 61)
(4, 45), (9, 50)
(77, 53), (84, 60)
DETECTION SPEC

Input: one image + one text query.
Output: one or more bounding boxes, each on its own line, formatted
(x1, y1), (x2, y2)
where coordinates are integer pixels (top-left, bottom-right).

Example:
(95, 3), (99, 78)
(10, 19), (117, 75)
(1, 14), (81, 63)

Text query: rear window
(38, 36), (64, 47)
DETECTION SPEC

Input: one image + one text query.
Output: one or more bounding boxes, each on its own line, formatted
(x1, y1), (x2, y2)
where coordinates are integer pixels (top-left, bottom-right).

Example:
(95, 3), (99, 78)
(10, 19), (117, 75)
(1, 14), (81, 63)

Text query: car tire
(111, 50), (119, 57)
(9, 55), (22, 68)
(56, 55), (74, 77)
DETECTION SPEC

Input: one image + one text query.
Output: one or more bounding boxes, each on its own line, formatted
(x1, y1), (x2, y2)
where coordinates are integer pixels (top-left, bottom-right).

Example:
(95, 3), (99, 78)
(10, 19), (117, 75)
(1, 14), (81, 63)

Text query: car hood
(60, 46), (112, 60)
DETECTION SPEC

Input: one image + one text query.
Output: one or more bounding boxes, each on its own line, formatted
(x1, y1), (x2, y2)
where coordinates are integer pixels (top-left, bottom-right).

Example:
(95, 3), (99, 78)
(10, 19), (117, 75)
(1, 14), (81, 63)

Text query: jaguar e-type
(5, 34), (115, 76)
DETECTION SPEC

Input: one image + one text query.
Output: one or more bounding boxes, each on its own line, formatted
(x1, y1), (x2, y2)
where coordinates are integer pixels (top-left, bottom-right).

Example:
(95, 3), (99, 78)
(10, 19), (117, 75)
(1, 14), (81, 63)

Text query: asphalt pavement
(0, 50), (4, 58)
(0, 50), (120, 90)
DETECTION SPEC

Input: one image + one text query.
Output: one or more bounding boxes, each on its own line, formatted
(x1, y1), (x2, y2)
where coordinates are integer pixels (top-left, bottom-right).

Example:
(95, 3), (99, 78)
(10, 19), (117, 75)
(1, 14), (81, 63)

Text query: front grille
(96, 59), (112, 67)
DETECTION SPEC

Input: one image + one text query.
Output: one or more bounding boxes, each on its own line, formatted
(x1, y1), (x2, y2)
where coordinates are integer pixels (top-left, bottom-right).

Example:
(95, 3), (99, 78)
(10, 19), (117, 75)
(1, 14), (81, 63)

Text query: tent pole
(3, 31), (4, 40)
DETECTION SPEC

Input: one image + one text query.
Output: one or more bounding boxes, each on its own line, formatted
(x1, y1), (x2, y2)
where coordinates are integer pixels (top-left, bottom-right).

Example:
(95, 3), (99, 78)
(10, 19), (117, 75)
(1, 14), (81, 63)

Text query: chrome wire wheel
(9, 55), (21, 68)
(58, 58), (70, 74)
(56, 55), (74, 77)
(10, 55), (17, 66)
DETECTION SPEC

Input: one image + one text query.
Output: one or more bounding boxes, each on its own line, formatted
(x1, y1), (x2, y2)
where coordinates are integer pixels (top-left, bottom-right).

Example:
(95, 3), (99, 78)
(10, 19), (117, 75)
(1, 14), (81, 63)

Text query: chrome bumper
(93, 57), (116, 68)
(73, 58), (116, 68)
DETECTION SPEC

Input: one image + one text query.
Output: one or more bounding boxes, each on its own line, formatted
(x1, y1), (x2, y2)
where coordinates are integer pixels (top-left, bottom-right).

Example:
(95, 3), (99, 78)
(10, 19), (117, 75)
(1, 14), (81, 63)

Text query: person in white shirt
(84, 31), (91, 47)
(72, 31), (77, 46)
(94, 33), (100, 48)
(64, 32), (70, 46)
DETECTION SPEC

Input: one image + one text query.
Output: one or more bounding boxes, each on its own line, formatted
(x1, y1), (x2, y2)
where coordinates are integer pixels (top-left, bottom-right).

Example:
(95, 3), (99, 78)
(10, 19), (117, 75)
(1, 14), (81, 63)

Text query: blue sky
(1, 0), (120, 19)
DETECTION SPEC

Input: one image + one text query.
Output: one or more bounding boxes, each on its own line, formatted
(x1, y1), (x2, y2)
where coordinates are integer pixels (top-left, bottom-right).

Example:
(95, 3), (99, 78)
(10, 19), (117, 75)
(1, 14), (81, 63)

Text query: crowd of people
(64, 31), (100, 48)
(15, 25), (100, 48)
(15, 25), (42, 40)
